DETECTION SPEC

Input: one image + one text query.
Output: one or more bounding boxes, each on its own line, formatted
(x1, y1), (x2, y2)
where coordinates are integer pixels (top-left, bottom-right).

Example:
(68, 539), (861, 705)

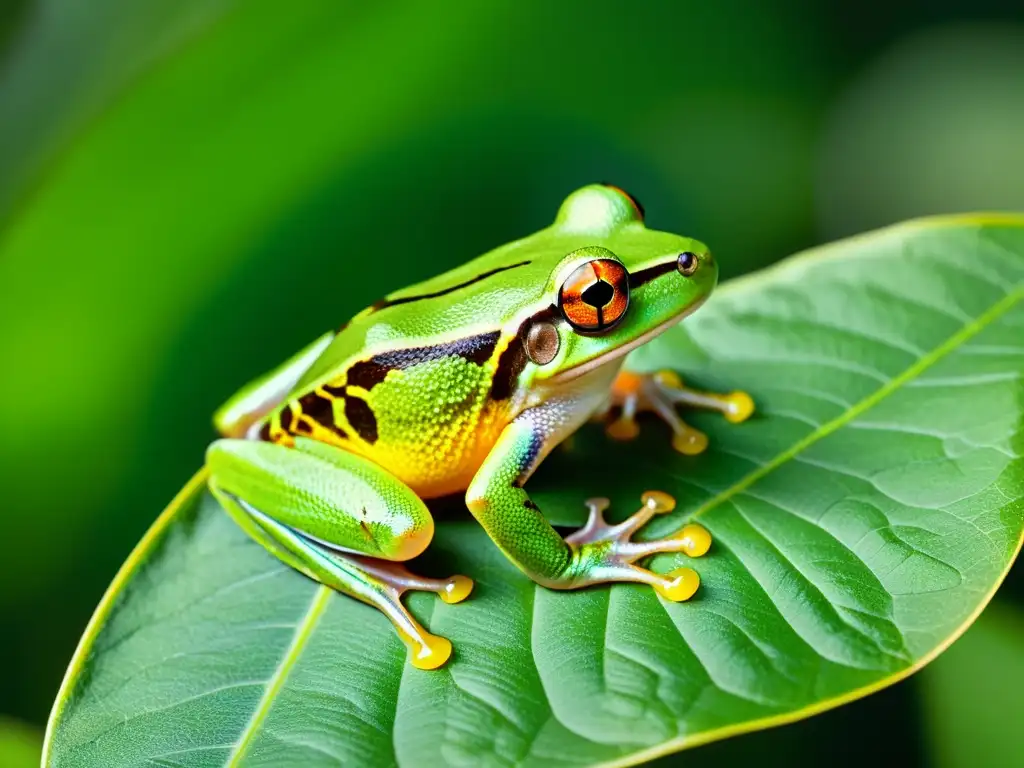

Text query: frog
(206, 184), (753, 670)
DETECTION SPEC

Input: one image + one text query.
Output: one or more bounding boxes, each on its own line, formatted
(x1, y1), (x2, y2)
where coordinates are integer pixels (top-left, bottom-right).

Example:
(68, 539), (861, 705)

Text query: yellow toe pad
(440, 575), (474, 605)
(655, 567), (700, 602)
(409, 633), (453, 670)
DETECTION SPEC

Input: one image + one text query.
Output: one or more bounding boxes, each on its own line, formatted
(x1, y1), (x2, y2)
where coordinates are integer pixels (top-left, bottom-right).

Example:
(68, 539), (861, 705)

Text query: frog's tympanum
(208, 184), (753, 669)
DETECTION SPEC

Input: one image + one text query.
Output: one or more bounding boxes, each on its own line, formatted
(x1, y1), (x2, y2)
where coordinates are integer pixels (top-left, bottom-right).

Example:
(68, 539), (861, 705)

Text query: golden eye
(558, 258), (630, 333)
(677, 251), (699, 276)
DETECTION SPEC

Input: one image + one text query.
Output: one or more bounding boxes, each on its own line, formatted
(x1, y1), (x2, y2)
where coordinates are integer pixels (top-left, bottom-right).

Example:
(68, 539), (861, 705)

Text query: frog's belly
(347, 397), (509, 498)
(344, 357), (512, 499)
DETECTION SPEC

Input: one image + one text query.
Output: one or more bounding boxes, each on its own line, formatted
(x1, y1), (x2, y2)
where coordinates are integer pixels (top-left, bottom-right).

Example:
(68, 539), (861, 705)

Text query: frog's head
(520, 184), (716, 388)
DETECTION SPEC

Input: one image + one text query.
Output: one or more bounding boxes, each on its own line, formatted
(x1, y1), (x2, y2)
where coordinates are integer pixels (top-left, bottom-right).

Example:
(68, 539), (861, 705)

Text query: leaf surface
(46, 217), (1024, 767)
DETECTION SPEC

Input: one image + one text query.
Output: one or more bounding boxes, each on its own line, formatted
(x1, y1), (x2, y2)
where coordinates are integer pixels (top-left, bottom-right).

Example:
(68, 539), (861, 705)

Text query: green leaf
(45, 217), (1024, 766)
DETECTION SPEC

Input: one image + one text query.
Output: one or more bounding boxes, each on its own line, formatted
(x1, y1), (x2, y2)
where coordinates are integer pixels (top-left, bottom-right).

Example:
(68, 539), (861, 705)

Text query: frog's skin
(207, 184), (753, 669)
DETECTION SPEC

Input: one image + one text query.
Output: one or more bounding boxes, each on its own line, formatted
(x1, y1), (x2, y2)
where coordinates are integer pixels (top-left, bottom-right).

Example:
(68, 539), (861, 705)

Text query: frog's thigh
(208, 436), (470, 671)
(207, 435), (434, 561)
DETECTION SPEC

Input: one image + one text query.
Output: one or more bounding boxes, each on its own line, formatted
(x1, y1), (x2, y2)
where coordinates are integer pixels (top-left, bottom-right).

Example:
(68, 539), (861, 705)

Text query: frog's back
(260, 237), (557, 498)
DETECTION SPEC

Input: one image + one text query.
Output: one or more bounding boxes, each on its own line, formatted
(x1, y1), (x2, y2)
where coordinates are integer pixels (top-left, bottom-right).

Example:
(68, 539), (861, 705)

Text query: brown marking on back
(279, 405), (295, 432)
(346, 331), (501, 392)
(346, 359), (391, 390)
(293, 391), (347, 440)
(298, 391), (333, 421)
(321, 381), (348, 397)
(344, 396), (379, 444)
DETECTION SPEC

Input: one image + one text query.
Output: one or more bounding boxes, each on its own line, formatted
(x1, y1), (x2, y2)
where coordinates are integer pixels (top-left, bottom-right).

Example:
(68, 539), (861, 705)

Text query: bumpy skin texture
(209, 437), (433, 560)
(206, 184), (748, 668)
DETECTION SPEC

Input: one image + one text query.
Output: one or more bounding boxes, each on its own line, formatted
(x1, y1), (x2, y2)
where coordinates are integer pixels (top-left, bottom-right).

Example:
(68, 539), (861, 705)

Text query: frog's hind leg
(601, 370), (754, 455)
(207, 436), (473, 670)
(216, 494), (470, 670)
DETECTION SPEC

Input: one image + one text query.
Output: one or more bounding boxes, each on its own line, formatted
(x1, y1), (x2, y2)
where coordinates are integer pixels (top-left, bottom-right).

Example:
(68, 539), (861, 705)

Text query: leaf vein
(225, 585), (331, 766)
(686, 282), (1023, 524)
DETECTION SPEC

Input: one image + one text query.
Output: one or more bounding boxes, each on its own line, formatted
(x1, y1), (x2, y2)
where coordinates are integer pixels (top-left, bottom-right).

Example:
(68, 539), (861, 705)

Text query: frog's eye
(677, 251), (699, 276)
(558, 258), (630, 333)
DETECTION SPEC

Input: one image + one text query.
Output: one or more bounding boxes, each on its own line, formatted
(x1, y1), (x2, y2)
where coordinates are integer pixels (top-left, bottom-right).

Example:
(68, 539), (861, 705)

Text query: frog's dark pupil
(677, 252), (696, 273)
(582, 280), (614, 307)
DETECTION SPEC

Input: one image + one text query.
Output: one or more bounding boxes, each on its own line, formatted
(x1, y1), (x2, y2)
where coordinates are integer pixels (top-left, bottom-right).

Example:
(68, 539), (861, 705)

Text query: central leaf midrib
(225, 584), (331, 766)
(688, 282), (1023, 523)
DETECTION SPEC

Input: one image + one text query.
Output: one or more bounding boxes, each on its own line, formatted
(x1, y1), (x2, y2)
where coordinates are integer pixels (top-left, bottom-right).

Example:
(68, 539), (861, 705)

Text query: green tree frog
(207, 184), (753, 669)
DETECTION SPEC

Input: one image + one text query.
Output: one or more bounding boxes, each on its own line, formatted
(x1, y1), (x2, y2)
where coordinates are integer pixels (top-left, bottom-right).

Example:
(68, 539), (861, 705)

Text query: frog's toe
(604, 375), (641, 440)
(408, 632), (453, 670)
(354, 558), (473, 669)
(651, 369), (755, 423)
(359, 559), (474, 602)
(606, 369), (754, 451)
(667, 418), (709, 455)
(440, 574), (474, 604)
(654, 567), (701, 602)
(720, 391), (755, 423)
(606, 414), (640, 441)
(563, 492), (711, 601)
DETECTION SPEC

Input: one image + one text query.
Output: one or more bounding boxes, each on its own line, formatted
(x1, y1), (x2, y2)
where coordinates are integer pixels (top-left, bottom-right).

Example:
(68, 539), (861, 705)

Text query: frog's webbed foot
(562, 491), (712, 601)
(237, 501), (472, 671)
(351, 557), (473, 670)
(599, 370), (754, 455)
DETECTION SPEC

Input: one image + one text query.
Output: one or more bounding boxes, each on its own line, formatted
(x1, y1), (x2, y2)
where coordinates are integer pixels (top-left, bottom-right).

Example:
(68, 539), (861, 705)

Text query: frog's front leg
(207, 436), (472, 670)
(466, 411), (712, 599)
(599, 369), (754, 455)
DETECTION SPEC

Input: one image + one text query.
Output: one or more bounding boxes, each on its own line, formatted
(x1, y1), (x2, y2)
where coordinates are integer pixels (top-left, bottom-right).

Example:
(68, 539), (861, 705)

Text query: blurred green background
(1, 1), (1022, 765)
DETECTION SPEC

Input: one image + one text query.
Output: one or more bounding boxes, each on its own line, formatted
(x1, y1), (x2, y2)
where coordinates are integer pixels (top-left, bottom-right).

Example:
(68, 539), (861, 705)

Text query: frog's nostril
(582, 280), (614, 307)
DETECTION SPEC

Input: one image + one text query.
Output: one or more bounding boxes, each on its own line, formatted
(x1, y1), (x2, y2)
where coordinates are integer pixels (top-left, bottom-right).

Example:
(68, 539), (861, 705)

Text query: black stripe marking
(370, 261), (531, 312)
(321, 382), (348, 397)
(489, 321), (532, 399)
(348, 331), (501, 391)
(344, 396), (378, 443)
(490, 305), (562, 401)
(346, 359), (391, 391)
(296, 392), (347, 439)
(298, 392), (333, 422)
(628, 260), (676, 289)
(279, 405), (295, 432)
(490, 323), (528, 401)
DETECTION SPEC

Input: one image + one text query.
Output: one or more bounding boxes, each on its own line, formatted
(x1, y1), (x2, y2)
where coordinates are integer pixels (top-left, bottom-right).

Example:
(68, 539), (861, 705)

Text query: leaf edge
(41, 467), (210, 767)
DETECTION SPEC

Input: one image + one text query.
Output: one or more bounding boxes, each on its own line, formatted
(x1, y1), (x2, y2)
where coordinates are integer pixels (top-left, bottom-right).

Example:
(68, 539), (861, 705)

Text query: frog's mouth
(551, 295), (707, 384)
